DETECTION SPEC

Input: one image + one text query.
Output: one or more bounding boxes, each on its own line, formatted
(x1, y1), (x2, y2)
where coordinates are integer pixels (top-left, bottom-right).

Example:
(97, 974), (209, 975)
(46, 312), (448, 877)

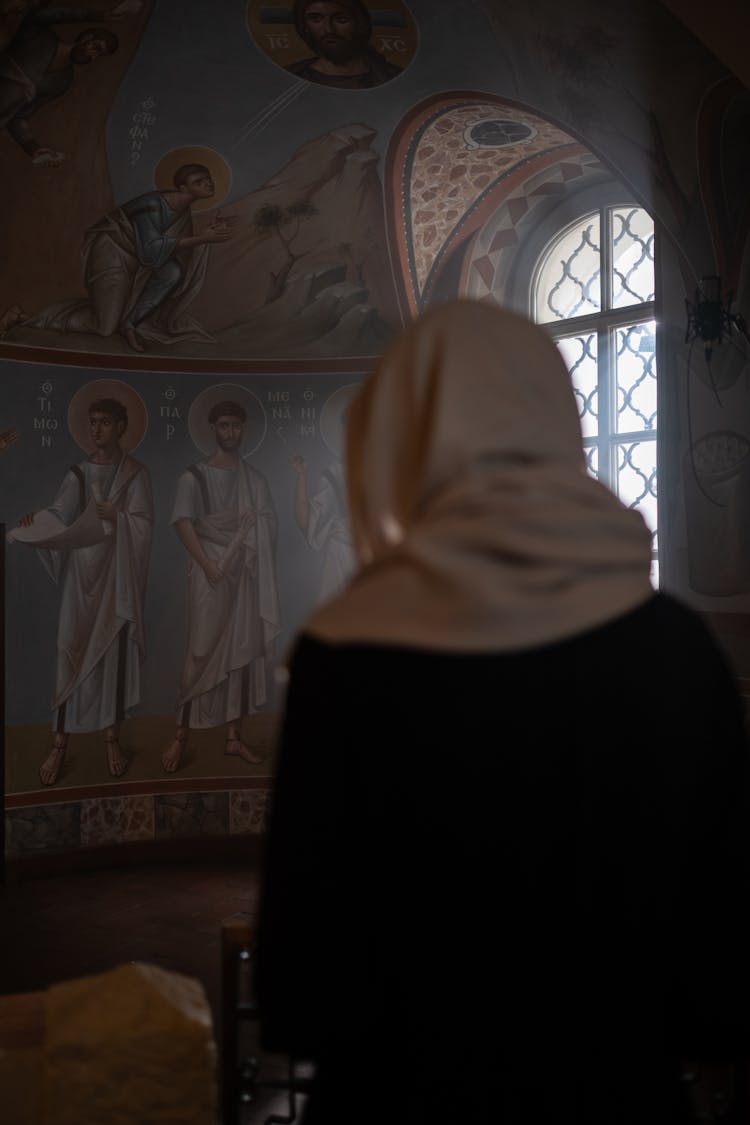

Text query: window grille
(533, 205), (658, 583)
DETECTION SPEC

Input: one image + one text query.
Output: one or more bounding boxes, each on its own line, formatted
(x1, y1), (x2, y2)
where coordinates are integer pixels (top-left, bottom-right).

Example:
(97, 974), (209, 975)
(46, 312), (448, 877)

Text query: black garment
(256, 594), (750, 1124)
(285, 47), (402, 88)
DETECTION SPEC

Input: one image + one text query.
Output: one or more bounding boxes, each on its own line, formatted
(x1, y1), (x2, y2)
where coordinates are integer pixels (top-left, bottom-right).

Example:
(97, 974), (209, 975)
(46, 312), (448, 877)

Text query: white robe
(40, 455), (153, 733)
(172, 460), (281, 729)
(306, 461), (355, 602)
(25, 196), (212, 344)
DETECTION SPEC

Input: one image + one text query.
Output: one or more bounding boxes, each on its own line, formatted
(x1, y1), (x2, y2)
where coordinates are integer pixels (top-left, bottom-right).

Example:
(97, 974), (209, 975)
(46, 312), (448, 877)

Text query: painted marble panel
(229, 789), (271, 836)
(80, 796), (155, 847)
(154, 792), (230, 838)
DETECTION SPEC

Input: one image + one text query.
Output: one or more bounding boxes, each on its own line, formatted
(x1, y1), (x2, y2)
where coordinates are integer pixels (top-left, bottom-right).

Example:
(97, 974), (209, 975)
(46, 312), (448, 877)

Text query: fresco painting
(2, 364), (365, 797)
(247, 0), (417, 90)
(9, 379), (153, 787)
(0, 1), (142, 167)
(2, 120), (402, 360)
(0, 0), (748, 849)
(290, 382), (358, 602)
(162, 387), (281, 776)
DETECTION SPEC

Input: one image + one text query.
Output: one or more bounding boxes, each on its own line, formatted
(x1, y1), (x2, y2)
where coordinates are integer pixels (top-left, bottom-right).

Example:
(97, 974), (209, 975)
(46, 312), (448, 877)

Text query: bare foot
(39, 742), (66, 786)
(105, 737), (128, 778)
(161, 737), (186, 773)
(121, 322), (144, 352)
(225, 737), (265, 765)
(0, 303), (28, 336)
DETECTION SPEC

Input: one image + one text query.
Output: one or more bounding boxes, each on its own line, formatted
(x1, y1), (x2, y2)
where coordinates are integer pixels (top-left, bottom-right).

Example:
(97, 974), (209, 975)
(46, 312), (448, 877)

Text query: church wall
(2, 0), (748, 861)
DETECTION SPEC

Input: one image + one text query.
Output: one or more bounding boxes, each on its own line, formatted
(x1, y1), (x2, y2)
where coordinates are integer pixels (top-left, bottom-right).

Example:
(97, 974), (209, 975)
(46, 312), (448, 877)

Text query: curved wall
(2, 0), (748, 863)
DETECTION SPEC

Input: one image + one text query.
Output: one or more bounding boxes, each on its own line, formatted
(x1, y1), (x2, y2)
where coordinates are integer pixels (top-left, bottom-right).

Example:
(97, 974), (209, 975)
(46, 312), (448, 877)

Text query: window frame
(529, 201), (658, 574)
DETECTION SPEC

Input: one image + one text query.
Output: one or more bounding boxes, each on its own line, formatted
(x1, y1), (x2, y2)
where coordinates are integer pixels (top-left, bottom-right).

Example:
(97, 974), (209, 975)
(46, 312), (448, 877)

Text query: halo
(68, 379), (148, 454)
(246, 0), (418, 87)
(188, 384), (267, 457)
(153, 146), (232, 212)
(320, 383), (361, 458)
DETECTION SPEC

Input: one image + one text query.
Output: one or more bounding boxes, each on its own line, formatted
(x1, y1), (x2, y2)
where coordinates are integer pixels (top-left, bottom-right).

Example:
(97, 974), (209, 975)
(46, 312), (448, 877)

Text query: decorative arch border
(384, 91), (605, 318)
(459, 150), (609, 307)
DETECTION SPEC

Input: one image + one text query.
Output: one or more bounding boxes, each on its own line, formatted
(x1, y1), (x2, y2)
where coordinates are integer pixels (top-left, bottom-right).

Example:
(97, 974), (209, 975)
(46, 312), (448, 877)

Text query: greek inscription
(33, 417), (58, 430)
(159, 405), (181, 418)
(266, 32), (290, 48)
(299, 424), (316, 437)
(37, 396), (51, 411)
(272, 406), (292, 420)
(376, 34), (407, 52)
(268, 391), (290, 402)
(301, 407), (316, 419)
(129, 96), (157, 167)
(166, 423), (175, 440)
(41, 435), (52, 447)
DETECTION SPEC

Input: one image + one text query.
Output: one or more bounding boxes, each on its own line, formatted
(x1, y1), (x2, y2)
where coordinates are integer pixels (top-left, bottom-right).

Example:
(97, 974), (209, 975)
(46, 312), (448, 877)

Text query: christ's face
(89, 411), (123, 453)
(211, 415), (244, 452)
(301, 2), (368, 63)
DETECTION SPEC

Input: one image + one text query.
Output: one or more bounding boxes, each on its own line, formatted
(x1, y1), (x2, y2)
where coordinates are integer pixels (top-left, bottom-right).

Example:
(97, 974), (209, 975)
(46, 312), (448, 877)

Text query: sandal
(105, 734), (128, 778)
(39, 736), (66, 786)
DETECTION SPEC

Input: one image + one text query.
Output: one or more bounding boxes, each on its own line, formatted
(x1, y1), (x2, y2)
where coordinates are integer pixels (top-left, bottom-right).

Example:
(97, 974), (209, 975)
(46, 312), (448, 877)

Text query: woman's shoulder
(592, 591), (720, 649)
(288, 593), (727, 675)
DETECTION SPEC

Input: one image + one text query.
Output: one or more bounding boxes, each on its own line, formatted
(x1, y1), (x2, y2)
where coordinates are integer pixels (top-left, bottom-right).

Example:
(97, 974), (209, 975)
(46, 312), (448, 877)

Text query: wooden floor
(0, 855), (301, 1124)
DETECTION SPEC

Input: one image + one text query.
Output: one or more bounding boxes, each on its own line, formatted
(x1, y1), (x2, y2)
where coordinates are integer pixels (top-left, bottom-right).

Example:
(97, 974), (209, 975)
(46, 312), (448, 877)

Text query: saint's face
(185, 172), (216, 200)
(89, 412), (123, 453)
(301, 2), (367, 63)
(212, 415), (244, 453)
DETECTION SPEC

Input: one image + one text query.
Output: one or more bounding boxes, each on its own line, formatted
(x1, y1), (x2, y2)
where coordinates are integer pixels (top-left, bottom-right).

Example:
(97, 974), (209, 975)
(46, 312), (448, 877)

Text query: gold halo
(320, 383), (361, 458)
(188, 384), (267, 457)
(153, 146), (232, 212)
(68, 379), (148, 454)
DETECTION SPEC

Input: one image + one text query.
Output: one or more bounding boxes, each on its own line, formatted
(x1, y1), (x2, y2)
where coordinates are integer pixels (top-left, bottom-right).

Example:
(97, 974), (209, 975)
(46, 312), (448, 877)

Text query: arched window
(532, 205), (658, 581)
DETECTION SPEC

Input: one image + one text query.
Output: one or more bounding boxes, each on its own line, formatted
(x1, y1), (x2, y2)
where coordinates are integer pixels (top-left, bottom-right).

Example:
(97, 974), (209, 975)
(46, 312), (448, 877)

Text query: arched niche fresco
(384, 93), (600, 317)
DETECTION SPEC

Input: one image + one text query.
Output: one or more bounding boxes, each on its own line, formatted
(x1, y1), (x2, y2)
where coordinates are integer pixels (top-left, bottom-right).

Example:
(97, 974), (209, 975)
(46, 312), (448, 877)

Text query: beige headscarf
(307, 300), (654, 652)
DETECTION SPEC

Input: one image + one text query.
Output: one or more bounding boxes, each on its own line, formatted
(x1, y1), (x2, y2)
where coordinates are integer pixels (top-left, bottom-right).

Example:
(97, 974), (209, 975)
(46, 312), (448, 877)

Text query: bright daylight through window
(533, 206), (657, 582)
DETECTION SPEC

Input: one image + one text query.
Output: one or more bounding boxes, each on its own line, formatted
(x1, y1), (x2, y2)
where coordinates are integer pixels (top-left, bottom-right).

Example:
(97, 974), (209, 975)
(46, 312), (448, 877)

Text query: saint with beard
(162, 400), (281, 775)
(0, 2), (140, 166)
(286, 0), (402, 89)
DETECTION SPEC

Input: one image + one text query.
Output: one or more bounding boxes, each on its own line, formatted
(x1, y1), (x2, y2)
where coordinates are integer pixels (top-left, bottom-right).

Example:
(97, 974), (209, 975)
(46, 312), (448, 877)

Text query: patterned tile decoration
(5, 802), (81, 857)
(229, 789), (271, 835)
(154, 792), (230, 839)
(80, 795), (155, 847)
(464, 153), (606, 304)
(4, 789), (272, 857)
(390, 94), (594, 313)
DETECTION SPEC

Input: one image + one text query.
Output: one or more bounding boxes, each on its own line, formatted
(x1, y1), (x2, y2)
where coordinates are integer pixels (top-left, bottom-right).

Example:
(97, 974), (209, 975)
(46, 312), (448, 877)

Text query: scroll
(7, 500), (108, 550)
